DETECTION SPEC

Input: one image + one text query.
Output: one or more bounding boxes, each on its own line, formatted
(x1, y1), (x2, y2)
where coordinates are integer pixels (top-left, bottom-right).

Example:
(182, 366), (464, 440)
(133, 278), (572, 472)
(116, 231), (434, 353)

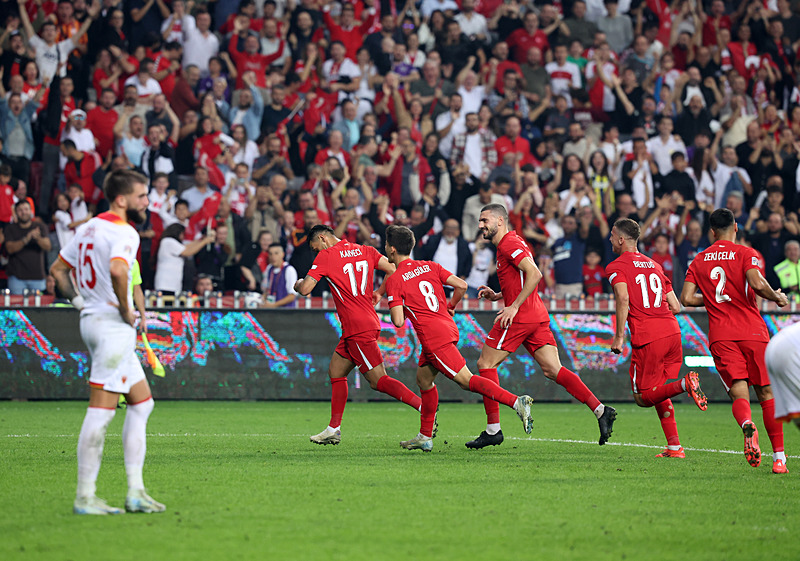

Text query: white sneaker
(514, 395), (534, 434)
(400, 434), (433, 452)
(73, 495), (124, 515)
(310, 427), (341, 445)
(125, 489), (166, 513)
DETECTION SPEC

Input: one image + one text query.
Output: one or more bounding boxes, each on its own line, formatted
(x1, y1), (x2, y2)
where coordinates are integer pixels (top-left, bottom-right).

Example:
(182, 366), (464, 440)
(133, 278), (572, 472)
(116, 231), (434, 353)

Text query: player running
(382, 225), (534, 452)
(468, 204), (617, 448)
(681, 208), (790, 473)
(50, 169), (165, 514)
(765, 321), (800, 431)
(295, 224), (423, 445)
(606, 218), (708, 458)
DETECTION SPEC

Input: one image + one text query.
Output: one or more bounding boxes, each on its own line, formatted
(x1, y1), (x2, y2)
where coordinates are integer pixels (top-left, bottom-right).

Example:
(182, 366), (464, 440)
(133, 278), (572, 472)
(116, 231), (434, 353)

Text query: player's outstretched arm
(745, 268), (790, 307)
(666, 291), (681, 315)
(390, 306), (405, 328)
(611, 282), (629, 354)
(294, 276), (318, 297)
(445, 275), (467, 316)
(680, 281), (704, 307)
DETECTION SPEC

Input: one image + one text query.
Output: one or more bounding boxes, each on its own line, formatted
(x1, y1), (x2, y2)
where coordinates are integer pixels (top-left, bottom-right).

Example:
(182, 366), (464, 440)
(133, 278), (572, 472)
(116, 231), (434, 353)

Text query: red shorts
(419, 343), (467, 379)
(710, 339), (769, 391)
(335, 330), (383, 374)
(630, 333), (682, 394)
(485, 321), (556, 355)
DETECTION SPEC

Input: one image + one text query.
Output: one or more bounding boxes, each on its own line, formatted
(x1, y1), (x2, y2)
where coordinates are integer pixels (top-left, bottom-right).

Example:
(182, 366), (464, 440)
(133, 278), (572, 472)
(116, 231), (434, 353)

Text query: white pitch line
(5, 432), (799, 459)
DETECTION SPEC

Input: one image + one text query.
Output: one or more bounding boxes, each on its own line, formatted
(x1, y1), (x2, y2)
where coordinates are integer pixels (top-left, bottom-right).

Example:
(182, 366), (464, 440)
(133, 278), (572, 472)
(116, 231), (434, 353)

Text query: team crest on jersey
(752, 257), (760, 267)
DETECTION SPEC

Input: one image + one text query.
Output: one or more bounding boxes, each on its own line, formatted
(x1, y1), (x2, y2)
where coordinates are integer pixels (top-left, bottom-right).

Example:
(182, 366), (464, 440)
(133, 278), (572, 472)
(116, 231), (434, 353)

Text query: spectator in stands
(450, 112), (496, 183)
(261, 242), (298, 308)
(61, 139), (102, 207)
(750, 212), (797, 289)
(3, 200), (51, 294)
(552, 214), (585, 298)
(182, 167), (218, 214)
(598, 0), (633, 55)
(462, 182), (505, 241)
(421, 218), (472, 280)
(154, 224), (215, 296)
(563, 0), (598, 49)
(0, 87), (42, 184)
(183, 8), (219, 75)
(774, 240), (800, 296)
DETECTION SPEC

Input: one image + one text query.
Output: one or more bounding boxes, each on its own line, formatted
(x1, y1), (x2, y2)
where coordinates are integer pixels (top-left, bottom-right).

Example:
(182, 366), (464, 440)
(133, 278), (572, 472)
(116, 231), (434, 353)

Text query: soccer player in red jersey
(606, 218), (708, 459)
(294, 225), (423, 446)
(468, 204), (617, 448)
(681, 209), (790, 473)
(383, 225), (534, 452)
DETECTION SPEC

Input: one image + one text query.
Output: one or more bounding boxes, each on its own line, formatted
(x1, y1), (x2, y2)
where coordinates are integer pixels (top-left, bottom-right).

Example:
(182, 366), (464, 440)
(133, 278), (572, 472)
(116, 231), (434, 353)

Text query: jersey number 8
(419, 280), (439, 312)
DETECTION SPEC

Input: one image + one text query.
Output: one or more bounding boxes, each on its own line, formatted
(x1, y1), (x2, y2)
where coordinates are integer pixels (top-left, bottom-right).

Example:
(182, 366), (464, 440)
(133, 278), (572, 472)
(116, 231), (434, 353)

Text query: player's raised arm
(445, 274), (467, 316)
(680, 280), (704, 307)
(294, 275), (318, 297)
(495, 256), (542, 327)
(745, 268), (790, 307)
(610, 281), (629, 354)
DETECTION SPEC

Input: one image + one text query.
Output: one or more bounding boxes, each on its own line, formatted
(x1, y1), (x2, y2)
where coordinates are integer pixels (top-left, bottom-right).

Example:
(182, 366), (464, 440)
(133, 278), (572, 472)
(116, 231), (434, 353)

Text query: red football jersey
(307, 240), (383, 338)
(684, 240), (769, 344)
(605, 251), (680, 347)
(385, 259), (459, 351)
(495, 231), (550, 324)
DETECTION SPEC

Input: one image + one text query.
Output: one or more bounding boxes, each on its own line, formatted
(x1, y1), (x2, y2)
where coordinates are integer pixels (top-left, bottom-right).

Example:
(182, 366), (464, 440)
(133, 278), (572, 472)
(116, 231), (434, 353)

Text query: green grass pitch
(1, 400), (799, 561)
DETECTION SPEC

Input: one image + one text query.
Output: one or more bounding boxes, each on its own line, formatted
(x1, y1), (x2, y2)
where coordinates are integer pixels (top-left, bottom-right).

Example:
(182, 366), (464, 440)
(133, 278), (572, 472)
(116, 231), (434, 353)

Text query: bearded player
(295, 224), (423, 445)
(468, 204), (617, 448)
(382, 225), (534, 452)
(606, 218), (708, 458)
(50, 169), (165, 514)
(681, 208), (790, 473)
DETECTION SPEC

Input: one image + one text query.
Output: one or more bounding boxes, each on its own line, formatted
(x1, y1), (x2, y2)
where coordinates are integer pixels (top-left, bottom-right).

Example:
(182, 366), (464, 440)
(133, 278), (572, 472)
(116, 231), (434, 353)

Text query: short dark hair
(385, 224), (415, 256)
(308, 224), (335, 240)
(268, 242), (283, 250)
(670, 151), (685, 162)
(175, 198), (189, 209)
(104, 168), (147, 202)
(0, 164), (11, 176)
(60, 139), (76, 150)
(614, 217), (640, 241)
(709, 208), (735, 232)
(14, 199), (30, 210)
(481, 203), (508, 221)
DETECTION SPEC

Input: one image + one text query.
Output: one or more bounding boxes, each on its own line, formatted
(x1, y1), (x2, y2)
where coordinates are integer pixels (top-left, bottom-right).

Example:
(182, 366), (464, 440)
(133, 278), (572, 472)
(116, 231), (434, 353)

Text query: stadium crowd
(2, 0), (800, 305)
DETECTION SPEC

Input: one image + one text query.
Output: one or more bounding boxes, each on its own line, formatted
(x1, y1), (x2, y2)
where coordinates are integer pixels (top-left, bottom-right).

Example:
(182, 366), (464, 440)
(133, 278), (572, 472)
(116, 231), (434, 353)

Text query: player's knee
(455, 377), (471, 391)
(476, 356), (491, 371)
(366, 375), (381, 390)
(541, 366), (559, 381)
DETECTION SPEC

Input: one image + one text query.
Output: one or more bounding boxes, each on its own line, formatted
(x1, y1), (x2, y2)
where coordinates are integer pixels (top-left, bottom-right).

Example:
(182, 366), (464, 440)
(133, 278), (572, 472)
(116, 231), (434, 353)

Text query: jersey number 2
(78, 243), (96, 290)
(710, 266), (732, 303)
(343, 260), (368, 296)
(634, 273), (663, 308)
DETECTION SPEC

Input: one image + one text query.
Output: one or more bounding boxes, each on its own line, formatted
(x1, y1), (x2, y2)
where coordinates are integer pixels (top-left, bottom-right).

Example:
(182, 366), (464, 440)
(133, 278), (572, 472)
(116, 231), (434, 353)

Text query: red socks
(420, 386), (439, 437)
(639, 379), (684, 407)
(468, 375), (517, 408)
(555, 367), (602, 411)
(732, 398), (753, 428)
(329, 377), (348, 428)
(376, 375), (422, 410)
(760, 398), (785, 453)
(655, 399), (680, 446)
(479, 368), (501, 424)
